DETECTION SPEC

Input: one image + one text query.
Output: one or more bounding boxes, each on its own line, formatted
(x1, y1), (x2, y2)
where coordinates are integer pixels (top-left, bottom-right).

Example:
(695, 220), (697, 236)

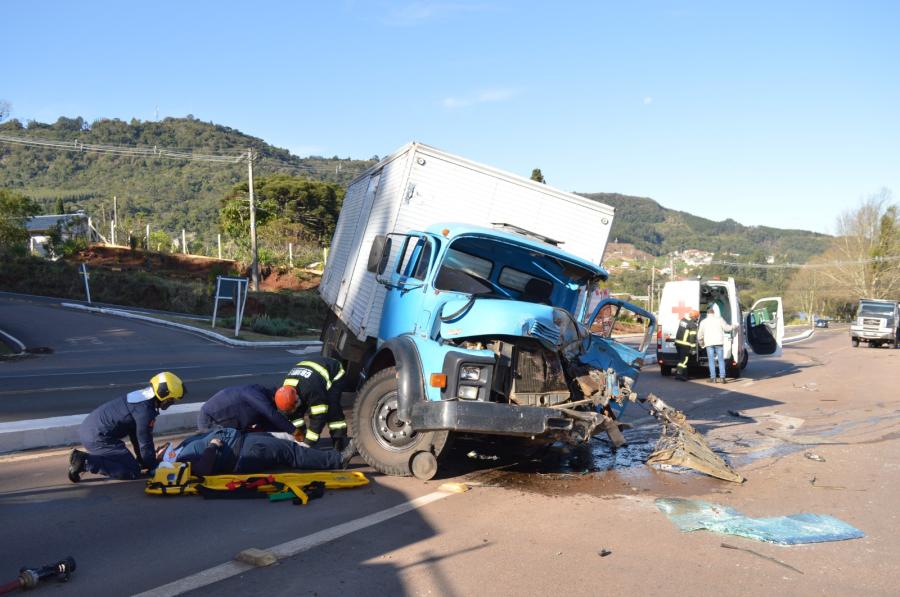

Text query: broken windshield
(433, 235), (596, 313)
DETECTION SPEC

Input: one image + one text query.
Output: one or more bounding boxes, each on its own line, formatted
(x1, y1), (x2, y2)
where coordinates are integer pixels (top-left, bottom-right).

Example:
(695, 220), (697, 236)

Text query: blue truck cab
(336, 222), (656, 478)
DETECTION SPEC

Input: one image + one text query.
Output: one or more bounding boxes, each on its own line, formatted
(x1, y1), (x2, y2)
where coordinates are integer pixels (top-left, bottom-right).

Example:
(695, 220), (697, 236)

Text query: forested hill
(579, 192), (831, 262)
(0, 115), (830, 263)
(0, 116), (376, 236)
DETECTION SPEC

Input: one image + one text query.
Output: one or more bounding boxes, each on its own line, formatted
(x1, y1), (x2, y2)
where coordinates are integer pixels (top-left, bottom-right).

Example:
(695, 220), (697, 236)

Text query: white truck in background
(850, 298), (899, 348)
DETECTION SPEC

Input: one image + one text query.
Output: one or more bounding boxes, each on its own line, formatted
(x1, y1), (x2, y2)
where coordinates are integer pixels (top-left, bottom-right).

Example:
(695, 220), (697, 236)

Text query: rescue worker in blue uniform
(674, 310), (700, 381)
(68, 372), (185, 482)
(277, 355), (350, 450)
(173, 427), (352, 475)
(197, 383), (296, 436)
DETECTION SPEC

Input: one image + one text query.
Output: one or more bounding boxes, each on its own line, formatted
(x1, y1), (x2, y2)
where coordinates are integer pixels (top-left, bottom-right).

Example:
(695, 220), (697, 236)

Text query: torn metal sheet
(642, 394), (745, 483)
(656, 498), (865, 545)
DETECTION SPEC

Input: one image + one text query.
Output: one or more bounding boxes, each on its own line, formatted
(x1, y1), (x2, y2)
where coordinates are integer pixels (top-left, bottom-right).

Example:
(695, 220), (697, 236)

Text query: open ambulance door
(725, 277), (741, 361)
(746, 297), (784, 357)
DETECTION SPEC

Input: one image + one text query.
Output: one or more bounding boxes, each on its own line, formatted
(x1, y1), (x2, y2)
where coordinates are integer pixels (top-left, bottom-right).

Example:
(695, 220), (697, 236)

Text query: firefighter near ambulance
(673, 310), (700, 380)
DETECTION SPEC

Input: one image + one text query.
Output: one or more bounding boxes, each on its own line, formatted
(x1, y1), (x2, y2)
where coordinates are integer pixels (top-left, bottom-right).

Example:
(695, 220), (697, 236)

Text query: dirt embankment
(69, 245), (321, 291)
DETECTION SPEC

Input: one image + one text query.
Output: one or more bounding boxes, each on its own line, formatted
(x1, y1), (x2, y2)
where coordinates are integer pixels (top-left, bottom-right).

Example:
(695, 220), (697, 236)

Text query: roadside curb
(0, 328), (26, 358)
(61, 303), (323, 349)
(0, 402), (204, 455)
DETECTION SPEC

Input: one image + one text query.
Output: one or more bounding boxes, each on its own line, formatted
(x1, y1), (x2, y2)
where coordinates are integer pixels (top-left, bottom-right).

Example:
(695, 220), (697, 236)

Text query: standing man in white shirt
(697, 306), (733, 384)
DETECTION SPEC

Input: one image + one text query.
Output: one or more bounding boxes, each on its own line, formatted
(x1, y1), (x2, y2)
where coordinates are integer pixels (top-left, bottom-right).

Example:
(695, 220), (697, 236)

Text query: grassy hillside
(579, 192), (830, 262)
(0, 116), (375, 242)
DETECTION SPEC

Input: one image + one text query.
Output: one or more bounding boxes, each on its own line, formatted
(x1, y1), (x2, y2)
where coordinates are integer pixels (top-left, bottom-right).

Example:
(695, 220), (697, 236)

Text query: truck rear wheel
(352, 367), (449, 477)
(659, 365), (672, 377)
(852, 337), (859, 347)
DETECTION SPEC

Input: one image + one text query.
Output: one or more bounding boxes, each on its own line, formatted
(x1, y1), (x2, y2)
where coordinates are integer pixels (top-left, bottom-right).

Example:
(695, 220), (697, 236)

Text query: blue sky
(3, 1), (898, 234)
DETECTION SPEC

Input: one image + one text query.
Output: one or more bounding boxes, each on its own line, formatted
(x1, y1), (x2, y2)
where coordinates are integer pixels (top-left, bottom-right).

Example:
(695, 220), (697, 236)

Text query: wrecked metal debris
(642, 394), (745, 483)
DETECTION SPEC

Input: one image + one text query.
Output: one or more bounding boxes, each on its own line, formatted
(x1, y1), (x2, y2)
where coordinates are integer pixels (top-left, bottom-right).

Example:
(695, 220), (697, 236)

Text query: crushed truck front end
(351, 224), (656, 477)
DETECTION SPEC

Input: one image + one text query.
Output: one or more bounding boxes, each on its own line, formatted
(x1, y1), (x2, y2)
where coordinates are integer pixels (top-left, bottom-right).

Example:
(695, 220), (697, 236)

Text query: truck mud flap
(642, 394), (745, 483)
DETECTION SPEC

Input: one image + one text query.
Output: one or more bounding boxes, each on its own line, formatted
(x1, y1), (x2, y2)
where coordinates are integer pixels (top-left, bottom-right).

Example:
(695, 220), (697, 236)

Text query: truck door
(746, 297), (784, 357)
(582, 298), (656, 382)
(378, 234), (435, 340)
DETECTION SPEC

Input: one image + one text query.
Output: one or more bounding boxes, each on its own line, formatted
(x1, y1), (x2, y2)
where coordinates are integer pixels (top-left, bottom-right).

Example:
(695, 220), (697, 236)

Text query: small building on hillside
(26, 212), (90, 257)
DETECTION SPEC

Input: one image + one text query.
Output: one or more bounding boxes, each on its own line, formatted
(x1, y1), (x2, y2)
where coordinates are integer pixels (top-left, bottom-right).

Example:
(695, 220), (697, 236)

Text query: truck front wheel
(852, 337), (859, 347)
(352, 367), (449, 477)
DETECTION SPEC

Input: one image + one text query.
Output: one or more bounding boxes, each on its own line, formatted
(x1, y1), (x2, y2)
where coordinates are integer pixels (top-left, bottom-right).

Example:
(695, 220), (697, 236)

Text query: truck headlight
(458, 385), (479, 400)
(460, 366), (481, 381)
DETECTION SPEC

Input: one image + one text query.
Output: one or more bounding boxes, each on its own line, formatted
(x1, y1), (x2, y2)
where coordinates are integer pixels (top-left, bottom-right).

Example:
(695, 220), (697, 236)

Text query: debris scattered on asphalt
(794, 382), (819, 392)
(809, 477), (866, 492)
(720, 543), (803, 574)
(439, 482), (470, 493)
(804, 452), (826, 462)
(467, 450), (499, 461)
(598, 548), (612, 557)
(728, 410), (754, 420)
(656, 497), (865, 544)
(236, 548), (276, 567)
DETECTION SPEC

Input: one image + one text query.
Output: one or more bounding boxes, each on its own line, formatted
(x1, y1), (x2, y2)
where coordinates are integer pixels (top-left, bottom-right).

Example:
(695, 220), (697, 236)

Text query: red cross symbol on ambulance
(672, 300), (693, 319)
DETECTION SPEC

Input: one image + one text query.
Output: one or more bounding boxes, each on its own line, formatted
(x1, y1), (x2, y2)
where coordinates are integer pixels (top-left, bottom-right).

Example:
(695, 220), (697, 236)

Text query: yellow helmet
(150, 372), (185, 402)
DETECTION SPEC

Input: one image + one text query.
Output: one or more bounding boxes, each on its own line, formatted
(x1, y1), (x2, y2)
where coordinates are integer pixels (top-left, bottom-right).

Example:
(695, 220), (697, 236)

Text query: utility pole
(146, 224), (150, 250)
(113, 196), (118, 245)
(650, 266), (655, 313)
(182, 229), (187, 254)
(217, 233), (222, 260)
(248, 148), (259, 291)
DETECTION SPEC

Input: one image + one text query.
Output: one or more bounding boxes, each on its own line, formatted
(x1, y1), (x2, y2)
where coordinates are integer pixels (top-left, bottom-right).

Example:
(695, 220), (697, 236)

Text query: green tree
(0, 189), (41, 254)
(54, 197), (65, 214)
(530, 168), (546, 184)
(221, 175), (345, 246)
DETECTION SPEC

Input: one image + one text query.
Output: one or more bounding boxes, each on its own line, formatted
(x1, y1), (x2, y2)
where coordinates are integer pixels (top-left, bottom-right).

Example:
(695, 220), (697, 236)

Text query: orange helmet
(275, 386), (298, 413)
(690, 309), (700, 318)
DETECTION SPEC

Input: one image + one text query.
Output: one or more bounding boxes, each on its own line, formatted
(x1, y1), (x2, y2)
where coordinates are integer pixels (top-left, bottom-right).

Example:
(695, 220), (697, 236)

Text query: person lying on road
(173, 427), (356, 476)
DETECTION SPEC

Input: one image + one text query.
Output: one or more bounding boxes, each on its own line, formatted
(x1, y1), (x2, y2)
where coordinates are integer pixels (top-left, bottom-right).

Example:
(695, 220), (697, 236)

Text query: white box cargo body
(320, 142), (616, 341)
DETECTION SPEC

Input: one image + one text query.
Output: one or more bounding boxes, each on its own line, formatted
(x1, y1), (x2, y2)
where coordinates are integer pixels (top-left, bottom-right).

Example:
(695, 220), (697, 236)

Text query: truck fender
(366, 336), (424, 425)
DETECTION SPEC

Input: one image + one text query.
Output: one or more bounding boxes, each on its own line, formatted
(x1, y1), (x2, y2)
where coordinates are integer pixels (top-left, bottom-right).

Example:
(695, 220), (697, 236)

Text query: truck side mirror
(367, 235), (391, 275)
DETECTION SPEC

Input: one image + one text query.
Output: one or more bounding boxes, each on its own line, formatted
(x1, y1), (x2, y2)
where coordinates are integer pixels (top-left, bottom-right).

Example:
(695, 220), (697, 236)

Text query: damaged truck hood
(439, 298), (574, 350)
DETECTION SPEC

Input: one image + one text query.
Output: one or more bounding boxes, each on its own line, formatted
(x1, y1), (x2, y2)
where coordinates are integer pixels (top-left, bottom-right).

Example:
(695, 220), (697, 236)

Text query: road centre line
(134, 490), (457, 597)
(0, 364), (221, 380)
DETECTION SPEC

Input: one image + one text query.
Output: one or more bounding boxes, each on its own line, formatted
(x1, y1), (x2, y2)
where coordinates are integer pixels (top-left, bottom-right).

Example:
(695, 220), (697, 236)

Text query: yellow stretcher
(145, 463), (368, 504)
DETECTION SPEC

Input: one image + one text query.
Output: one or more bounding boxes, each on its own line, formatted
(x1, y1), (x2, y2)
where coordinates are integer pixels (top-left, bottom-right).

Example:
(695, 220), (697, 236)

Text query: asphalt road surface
(0, 295), (313, 421)
(1, 326), (897, 595)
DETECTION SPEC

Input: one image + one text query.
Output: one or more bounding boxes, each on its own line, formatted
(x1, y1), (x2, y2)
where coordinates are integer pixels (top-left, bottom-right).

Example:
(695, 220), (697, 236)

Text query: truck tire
(659, 365), (673, 377)
(852, 337), (859, 347)
(352, 367), (449, 477)
(740, 350), (749, 370)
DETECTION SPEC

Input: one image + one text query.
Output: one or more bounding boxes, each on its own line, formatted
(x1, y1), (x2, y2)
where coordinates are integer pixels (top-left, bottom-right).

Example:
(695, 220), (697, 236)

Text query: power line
(0, 133), (246, 163)
(705, 255), (900, 269)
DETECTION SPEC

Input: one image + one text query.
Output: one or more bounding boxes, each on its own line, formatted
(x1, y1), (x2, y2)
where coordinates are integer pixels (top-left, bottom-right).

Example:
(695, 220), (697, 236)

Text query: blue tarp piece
(656, 498), (865, 545)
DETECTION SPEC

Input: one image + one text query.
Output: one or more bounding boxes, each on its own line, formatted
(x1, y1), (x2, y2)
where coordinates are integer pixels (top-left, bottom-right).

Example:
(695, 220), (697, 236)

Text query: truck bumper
(851, 328), (894, 340)
(409, 400), (574, 437)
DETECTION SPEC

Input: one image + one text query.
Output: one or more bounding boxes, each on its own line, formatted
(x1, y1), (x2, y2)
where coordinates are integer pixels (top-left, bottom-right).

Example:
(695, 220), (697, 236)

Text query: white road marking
(742, 381), (754, 387)
(0, 364), (215, 380)
(0, 329), (26, 352)
(133, 490), (457, 597)
(694, 397), (712, 404)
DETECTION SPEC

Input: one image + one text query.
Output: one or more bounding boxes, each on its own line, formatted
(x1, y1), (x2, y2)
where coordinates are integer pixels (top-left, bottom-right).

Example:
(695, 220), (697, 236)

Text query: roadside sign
(212, 276), (249, 336)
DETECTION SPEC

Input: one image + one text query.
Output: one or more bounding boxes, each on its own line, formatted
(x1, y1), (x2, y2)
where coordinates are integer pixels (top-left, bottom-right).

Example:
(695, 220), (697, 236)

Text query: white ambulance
(655, 278), (784, 377)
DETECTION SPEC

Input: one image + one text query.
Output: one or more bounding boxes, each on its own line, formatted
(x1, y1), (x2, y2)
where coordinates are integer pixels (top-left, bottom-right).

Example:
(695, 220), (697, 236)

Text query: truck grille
(510, 344), (569, 407)
(863, 318), (882, 327)
(528, 321), (560, 346)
